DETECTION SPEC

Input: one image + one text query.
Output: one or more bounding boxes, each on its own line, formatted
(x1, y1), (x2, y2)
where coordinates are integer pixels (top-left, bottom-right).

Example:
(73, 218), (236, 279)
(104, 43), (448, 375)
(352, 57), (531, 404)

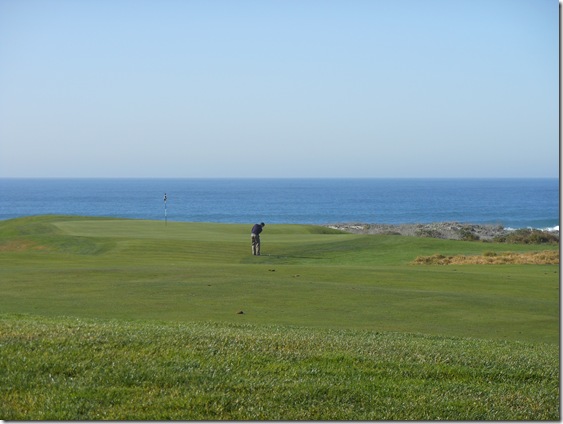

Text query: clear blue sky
(0, 0), (558, 178)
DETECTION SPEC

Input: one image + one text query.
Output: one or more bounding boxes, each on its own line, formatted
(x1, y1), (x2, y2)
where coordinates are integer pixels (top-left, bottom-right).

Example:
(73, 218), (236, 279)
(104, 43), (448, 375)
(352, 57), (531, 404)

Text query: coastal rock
(323, 222), (558, 241)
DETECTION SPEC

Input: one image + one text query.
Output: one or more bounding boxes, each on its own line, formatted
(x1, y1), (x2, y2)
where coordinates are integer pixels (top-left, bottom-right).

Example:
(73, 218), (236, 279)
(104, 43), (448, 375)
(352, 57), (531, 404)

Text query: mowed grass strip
(0, 314), (558, 420)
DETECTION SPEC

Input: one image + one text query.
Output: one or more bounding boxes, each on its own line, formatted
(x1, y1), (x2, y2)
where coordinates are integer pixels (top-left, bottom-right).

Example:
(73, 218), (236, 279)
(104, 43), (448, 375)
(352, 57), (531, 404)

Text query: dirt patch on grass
(413, 250), (559, 265)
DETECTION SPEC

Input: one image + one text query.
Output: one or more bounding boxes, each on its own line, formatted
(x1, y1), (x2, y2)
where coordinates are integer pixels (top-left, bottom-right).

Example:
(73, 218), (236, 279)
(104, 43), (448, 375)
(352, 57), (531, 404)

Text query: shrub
(493, 229), (559, 245)
(415, 229), (442, 238)
(460, 229), (480, 241)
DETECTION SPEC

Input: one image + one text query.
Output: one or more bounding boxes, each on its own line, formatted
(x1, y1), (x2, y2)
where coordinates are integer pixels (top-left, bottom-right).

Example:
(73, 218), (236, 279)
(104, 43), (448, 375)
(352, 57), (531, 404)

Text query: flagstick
(164, 193), (167, 226)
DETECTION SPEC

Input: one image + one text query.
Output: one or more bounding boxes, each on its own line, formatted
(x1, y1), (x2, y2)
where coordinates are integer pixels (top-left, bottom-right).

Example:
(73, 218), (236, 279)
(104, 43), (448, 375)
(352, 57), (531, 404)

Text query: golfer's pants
(251, 234), (260, 255)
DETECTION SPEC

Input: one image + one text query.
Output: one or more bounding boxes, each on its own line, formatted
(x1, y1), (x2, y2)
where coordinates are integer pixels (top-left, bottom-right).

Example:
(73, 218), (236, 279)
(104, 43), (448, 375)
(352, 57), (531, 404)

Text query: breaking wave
(506, 225), (559, 232)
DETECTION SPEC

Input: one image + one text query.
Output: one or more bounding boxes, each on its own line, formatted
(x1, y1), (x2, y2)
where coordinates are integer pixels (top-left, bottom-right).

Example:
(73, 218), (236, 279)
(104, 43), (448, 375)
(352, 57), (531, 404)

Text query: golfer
(251, 222), (265, 255)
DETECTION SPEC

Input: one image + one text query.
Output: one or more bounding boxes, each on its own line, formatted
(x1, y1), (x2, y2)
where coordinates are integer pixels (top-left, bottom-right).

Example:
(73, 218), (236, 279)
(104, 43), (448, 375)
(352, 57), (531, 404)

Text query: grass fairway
(0, 215), (559, 419)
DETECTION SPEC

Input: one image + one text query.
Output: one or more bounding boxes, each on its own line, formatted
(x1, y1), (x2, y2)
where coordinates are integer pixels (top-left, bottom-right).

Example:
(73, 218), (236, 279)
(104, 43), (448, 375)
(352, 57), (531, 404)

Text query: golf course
(0, 215), (559, 419)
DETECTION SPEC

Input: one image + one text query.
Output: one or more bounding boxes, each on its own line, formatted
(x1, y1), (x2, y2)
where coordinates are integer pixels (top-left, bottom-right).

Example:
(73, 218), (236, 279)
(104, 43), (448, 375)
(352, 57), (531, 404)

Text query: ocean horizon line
(0, 176), (558, 181)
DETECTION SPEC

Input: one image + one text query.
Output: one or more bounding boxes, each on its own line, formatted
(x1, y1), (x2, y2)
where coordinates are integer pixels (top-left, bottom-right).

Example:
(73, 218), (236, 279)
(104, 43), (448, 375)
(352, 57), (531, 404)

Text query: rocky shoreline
(323, 222), (560, 241)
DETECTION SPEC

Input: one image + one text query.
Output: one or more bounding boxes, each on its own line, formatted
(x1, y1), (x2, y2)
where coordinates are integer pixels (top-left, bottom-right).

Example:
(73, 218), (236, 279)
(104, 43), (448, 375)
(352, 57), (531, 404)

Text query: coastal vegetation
(413, 250), (559, 265)
(326, 222), (560, 243)
(492, 228), (560, 244)
(0, 215), (559, 420)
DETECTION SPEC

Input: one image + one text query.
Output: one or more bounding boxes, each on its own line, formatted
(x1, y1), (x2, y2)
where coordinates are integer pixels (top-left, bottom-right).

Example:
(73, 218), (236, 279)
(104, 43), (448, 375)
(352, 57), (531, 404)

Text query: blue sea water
(0, 178), (559, 229)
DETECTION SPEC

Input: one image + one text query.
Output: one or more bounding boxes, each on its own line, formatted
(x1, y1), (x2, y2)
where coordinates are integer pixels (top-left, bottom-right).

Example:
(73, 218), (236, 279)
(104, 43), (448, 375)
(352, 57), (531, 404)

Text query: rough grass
(0, 314), (559, 420)
(413, 250), (560, 265)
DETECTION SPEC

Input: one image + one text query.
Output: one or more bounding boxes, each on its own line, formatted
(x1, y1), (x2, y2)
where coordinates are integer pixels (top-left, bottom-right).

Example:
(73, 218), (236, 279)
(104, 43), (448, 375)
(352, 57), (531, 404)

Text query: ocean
(0, 178), (559, 230)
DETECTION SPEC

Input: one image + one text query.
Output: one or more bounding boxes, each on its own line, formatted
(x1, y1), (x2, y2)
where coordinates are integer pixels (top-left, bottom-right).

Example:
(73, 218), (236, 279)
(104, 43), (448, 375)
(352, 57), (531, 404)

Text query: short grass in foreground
(0, 314), (559, 420)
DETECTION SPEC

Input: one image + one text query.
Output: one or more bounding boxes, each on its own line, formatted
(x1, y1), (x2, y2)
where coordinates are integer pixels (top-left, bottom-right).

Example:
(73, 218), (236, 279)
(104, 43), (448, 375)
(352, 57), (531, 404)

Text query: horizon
(0, 176), (559, 180)
(0, 0), (558, 179)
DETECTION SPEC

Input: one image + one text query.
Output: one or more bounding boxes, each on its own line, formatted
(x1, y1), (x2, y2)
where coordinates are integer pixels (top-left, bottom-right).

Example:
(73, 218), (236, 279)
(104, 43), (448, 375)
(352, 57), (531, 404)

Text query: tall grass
(413, 250), (559, 265)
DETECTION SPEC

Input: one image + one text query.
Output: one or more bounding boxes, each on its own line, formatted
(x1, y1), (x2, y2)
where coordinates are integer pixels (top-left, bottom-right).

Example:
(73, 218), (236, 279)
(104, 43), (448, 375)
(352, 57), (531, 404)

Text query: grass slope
(0, 215), (559, 419)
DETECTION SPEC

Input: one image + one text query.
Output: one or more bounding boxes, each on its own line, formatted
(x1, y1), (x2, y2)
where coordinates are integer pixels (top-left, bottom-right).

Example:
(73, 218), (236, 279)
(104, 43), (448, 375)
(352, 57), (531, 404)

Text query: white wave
(505, 225), (559, 232)
(543, 225), (559, 232)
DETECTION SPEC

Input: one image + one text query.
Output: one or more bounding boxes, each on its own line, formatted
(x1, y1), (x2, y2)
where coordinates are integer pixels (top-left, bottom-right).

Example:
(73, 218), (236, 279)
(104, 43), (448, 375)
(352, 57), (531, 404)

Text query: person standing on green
(251, 222), (265, 255)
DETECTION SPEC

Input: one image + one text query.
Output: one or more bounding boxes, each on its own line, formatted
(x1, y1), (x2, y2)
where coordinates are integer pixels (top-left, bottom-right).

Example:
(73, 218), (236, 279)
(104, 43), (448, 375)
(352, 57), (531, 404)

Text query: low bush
(459, 229), (480, 241)
(494, 229), (559, 244)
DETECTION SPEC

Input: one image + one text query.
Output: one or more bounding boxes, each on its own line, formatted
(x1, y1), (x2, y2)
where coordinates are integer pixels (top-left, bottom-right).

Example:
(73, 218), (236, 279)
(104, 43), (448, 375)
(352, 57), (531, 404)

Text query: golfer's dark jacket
(251, 224), (263, 235)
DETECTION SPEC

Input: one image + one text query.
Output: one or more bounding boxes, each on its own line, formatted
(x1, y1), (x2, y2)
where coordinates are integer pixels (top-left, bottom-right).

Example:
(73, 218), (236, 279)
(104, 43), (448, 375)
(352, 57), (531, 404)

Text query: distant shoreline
(324, 222), (560, 241)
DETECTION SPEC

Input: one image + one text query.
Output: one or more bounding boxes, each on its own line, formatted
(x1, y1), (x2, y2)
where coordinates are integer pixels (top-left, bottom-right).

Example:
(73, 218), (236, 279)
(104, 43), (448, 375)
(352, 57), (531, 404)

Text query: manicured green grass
(0, 314), (558, 420)
(0, 215), (558, 343)
(0, 215), (559, 419)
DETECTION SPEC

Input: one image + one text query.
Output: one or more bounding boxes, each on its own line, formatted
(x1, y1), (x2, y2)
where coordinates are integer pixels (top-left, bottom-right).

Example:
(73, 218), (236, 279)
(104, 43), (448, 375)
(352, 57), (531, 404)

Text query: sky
(0, 0), (559, 178)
